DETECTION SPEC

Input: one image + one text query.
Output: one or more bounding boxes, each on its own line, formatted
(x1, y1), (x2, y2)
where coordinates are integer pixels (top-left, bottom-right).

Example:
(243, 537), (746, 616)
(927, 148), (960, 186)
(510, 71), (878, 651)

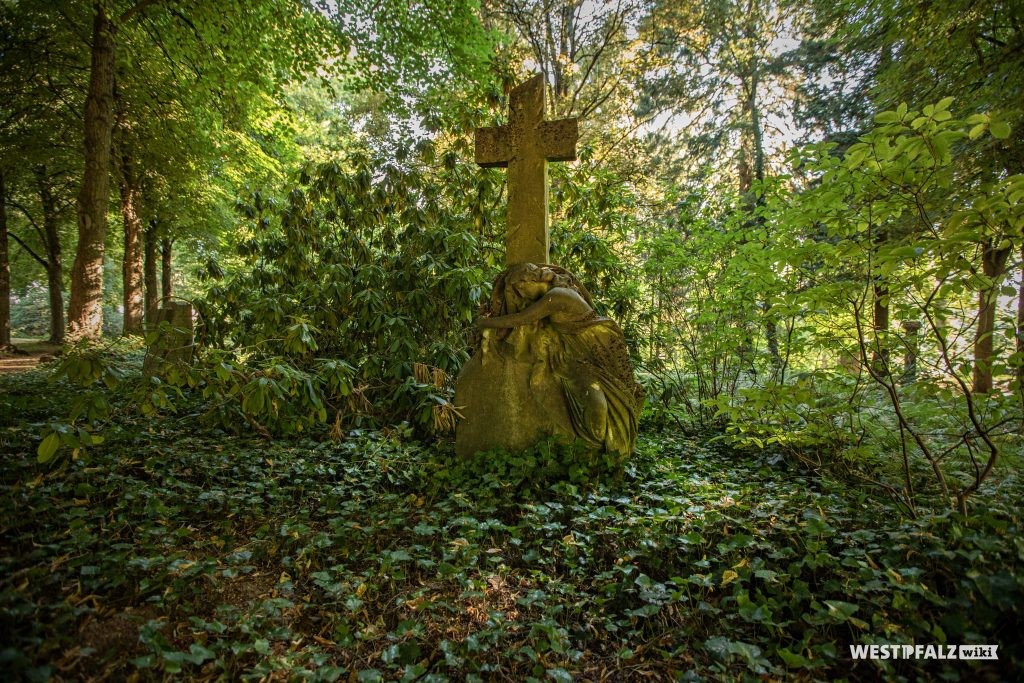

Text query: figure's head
(508, 263), (575, 287)
(505, 263), (552, 307)
(491, 263), (594, 314)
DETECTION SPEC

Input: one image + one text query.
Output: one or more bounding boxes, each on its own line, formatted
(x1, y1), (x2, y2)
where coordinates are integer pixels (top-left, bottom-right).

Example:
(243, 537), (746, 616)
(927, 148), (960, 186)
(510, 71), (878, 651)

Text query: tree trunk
(119, 154), (144, 335)
(144, 218), (158, 326)
(869, 37), (895, 374)
(744, 62), (779, 365)
(737, 147), (752, 196)
(763, 300), (779, 363)
(972, 241), (1011, 394)
(0, 171), (11, 349)
(1017, 243), (1024, 383)
(872, 279), (889, 369)
(36, 168), (65, 343)
(871, 227), (890, 372)
(161, 236), (172, 301)
(901, 320), (921, 383)
(748, 69), (766, 188)
(67, 4), (116, 341)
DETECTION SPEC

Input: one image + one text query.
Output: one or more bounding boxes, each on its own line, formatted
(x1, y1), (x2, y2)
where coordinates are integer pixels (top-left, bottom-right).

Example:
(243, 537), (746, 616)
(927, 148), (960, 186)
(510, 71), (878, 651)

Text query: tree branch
(119, 0), (164, 25)
(9, 232), (50, 269)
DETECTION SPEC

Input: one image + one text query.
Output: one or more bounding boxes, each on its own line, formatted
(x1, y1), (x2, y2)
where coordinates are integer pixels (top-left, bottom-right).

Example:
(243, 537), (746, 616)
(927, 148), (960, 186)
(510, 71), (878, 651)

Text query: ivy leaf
(990, 120), (1011, 139)
(186, 643), (215, 664)
(546, 667), (574, 683)
(721, 569), (740, 586)
(627, 604), (661, 618)
(37, 433), (60, 463)
(822, 600), (859, 622)
(778, 648), (812, 667)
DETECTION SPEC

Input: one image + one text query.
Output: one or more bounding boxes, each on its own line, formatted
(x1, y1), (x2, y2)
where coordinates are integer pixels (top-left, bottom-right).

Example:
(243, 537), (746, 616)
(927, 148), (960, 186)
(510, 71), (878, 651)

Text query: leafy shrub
(686, 101), (1024, 513)
(195, 150), (500, 432)
(10, 281), (54, 337)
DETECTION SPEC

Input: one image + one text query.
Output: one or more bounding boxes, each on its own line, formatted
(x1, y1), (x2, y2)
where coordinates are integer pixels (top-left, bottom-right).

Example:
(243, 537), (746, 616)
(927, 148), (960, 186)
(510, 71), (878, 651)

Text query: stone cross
(475, 74), (579, 265)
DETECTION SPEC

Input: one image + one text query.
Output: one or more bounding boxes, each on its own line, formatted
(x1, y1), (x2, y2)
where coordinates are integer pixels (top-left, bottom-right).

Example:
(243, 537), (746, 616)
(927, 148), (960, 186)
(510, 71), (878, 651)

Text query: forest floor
(0, 338), (61, 374)
(1, 366), (1021, 682)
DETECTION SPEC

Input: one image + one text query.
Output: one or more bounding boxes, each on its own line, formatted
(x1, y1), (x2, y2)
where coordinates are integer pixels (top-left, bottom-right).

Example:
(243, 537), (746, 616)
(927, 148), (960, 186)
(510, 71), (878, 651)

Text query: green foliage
(431, 436), (629, 492)
(0, 394), (1020, 680)
(635, 186), (766, 430)
(5, 5), (1024, 679)
(332, 0), (495, 104)
(9, 282), (55, 337)
(551, 160), (644, 331)
(33, 143), (503, 456)
(197, 149), (501, 433)
(703, 101), (1023, 511)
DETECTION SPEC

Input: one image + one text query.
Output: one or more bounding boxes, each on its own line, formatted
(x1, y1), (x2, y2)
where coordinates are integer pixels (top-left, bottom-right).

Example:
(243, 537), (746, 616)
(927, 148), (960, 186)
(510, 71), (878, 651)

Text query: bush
(10, 282), (54, 338)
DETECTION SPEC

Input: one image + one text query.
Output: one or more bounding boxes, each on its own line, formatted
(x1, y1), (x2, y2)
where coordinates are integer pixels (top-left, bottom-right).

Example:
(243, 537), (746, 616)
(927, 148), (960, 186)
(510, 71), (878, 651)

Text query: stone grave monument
(142, 301), (195, 378)
(454, 75), (643, 458)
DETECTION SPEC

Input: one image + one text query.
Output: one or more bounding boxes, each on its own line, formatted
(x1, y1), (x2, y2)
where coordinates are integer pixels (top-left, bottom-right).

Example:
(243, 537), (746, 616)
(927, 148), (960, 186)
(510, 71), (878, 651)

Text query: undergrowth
(1, 367), (1021, 681)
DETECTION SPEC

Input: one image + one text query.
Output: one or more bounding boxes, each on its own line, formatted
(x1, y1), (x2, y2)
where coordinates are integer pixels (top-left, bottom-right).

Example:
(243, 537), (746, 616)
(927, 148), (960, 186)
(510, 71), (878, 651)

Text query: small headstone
(143, 301), (194, 378)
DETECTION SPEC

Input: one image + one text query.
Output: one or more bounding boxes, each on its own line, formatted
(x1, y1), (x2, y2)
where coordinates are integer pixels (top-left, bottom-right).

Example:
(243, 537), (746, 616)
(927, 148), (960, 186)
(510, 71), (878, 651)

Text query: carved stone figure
(455, 263), (642, 457)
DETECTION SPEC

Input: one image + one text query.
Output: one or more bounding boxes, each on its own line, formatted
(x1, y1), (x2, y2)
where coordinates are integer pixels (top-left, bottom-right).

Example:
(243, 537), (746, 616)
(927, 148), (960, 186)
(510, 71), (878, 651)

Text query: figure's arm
(477, 296), (553, 328)
(477, 287), (590, 329)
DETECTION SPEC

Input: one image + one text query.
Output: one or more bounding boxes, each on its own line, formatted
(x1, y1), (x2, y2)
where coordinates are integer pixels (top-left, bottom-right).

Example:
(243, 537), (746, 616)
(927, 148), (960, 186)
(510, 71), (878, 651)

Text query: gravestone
(454, 75), (643, 458)
(142, 301), (194, 378)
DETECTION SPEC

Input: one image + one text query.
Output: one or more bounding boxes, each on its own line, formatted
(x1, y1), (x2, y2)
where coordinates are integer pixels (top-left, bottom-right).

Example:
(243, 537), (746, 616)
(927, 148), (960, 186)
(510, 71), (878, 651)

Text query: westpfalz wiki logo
(850, 644), (998, 660)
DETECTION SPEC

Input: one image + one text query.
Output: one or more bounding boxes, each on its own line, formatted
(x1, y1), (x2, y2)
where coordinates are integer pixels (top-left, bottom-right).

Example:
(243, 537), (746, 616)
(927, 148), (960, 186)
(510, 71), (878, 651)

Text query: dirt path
(0, 338), (61, 374)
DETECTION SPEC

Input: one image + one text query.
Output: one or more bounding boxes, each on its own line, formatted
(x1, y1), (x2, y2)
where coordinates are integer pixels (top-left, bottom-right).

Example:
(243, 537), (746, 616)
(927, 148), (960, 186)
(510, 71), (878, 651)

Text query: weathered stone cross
(475, 74), (579, 265)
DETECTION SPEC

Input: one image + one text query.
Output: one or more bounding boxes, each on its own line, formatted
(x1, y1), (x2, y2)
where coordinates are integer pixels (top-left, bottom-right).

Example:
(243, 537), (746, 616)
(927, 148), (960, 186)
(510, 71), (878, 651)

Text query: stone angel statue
(472, 263), (643, 456)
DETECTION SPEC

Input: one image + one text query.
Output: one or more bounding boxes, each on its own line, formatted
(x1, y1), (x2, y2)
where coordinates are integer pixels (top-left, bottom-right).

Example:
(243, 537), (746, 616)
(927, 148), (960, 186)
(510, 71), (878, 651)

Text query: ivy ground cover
(1, 371), (1021, 682)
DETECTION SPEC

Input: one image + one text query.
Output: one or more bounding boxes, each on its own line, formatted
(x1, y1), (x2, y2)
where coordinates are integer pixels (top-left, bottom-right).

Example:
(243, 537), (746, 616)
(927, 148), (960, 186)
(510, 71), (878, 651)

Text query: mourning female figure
(477, 263), (643, 455)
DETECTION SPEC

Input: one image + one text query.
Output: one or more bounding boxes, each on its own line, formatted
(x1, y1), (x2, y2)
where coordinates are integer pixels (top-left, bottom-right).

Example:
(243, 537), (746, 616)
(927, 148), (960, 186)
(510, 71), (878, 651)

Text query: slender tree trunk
(119, 153), (144, 335)
(868, 38), (894, 373)
(67, 4), (116, 341)
(901, 320), (921, 383)
(734, 144), (756, 373)
(161, 236), (172, 301)
(751, 79), (779, 363)
(973, 241), (1011, 394)
(144, 218), (158, 326)
(749, 70), (766, 188)
(737, 147), (752, 196)
(1017, 244), (1024, 383)
(743, 63), (779, 365)
(871, 227), (890, 371)
(872, 280), (889, 368)
(558, 2), (575, 103)
(36, 169), (65, 343)
(0, 171), (11, 350)
(545, 14), (562, 105)
(763, 304), (779, 364)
